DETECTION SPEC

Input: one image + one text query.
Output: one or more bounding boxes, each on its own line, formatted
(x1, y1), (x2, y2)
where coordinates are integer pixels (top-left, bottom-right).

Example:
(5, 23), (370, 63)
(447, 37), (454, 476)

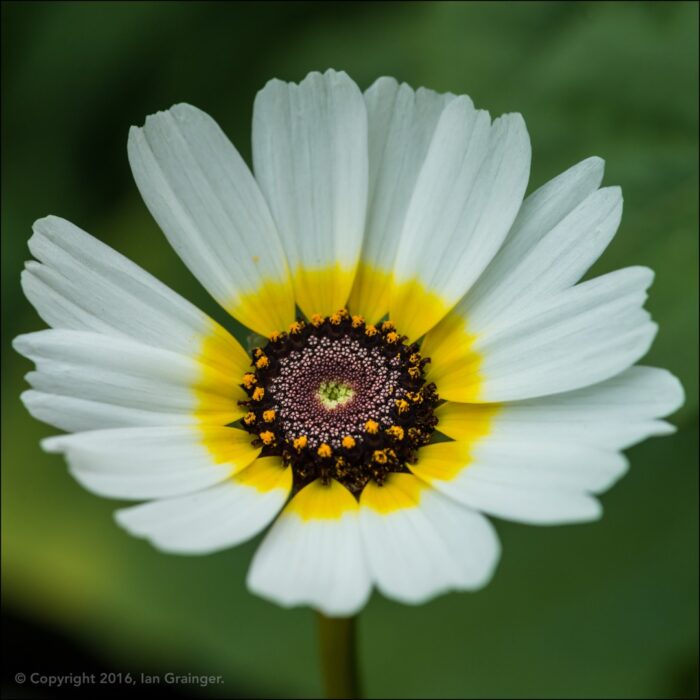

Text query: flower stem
(316, 613), (361, 699)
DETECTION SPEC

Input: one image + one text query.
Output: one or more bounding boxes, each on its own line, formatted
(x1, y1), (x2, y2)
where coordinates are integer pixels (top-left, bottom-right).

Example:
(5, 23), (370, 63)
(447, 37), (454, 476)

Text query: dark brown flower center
(238, 310), (439, 496)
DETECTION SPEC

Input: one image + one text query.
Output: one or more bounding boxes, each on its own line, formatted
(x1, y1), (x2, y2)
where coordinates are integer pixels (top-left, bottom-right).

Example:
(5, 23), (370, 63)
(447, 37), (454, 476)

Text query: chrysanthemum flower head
(14, 70), (683, 617)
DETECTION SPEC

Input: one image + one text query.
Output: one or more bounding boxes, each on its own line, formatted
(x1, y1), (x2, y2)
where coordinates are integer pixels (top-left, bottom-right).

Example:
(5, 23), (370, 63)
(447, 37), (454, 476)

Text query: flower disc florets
(239, 310), (439, 496)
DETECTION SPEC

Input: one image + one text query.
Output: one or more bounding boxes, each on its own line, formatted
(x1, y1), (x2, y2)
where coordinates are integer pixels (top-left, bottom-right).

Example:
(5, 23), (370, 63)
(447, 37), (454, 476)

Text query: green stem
(316, 613), (361, 699)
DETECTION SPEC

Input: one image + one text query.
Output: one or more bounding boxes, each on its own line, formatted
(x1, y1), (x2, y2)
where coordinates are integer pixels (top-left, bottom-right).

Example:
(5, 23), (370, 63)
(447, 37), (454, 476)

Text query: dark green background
(2, 2), (698, 698)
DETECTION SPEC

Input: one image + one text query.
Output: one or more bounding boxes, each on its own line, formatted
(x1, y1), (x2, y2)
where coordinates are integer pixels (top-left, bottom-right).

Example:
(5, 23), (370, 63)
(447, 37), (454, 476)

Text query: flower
(13, 69), (684, 617)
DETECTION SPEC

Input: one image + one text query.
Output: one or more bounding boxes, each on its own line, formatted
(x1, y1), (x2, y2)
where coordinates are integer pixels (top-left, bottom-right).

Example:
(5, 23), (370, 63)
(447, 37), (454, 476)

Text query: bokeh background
(2, 1), (698, 698)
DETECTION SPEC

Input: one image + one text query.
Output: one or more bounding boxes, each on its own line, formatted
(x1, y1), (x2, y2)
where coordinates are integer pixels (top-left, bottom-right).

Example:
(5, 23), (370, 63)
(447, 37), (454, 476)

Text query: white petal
(359, 474), (500, 604)
(465, 185), (622, 332)
(128, 103), (295, 335)
(461, 156), (606, 329)
(247, 479), (371, 616)
(19, 390), (194, 432)
(426, 266), (658, 403)
(471, 439), (627, 494)
(411, 443), (602, 525)
(440, 480), (602, 525)
(349, 78), (455, 321)
(115, 457), (291, 554)
(252, 69), (368, 317)
(14, 330), (243, 430)
(43, 425), (259, 500)
(437, 366), (684, 450)
(475, 267), (657, 400)
(22, 216), (246, 370)
(390, 102), (531, 340)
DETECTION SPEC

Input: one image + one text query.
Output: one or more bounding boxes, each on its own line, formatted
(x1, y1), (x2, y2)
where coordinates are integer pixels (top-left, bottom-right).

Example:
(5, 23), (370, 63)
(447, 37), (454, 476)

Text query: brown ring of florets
(238, 310), (439, 497)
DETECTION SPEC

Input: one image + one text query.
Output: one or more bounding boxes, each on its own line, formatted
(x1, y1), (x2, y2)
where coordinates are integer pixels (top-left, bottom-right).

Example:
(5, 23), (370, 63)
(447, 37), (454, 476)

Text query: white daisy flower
(14, 70), (684, 617)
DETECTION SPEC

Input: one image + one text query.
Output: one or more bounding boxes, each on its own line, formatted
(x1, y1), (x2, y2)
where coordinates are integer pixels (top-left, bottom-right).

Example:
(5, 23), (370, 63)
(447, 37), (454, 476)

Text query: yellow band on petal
(194, 321), (250, 424)
(349, 262), (455, 342)
(292, 264), (356, 320)
(360, 472), (426, 514)
(234, 456), (292, 493)
(198, 426), (260, 472)
(285, 479), (357, 521)
(348, 262), (391, 325)
(389, 278), (452, 343)
(226, 277), (296, 338)
(434, 402), (501, 443)
(409, 441), (473, 483)
(410, 402), (498, 484)
(199, 319), (250, 376)
(420, 311), (483, 403)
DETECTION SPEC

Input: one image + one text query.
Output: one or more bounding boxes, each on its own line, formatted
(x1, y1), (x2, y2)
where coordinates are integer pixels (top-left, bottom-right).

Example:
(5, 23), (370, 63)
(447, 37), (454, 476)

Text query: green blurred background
(2, 1), (698, 698)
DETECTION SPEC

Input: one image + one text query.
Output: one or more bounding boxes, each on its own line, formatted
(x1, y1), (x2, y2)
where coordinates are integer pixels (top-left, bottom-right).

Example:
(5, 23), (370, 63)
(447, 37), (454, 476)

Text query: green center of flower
(317, 380), (355, 409)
